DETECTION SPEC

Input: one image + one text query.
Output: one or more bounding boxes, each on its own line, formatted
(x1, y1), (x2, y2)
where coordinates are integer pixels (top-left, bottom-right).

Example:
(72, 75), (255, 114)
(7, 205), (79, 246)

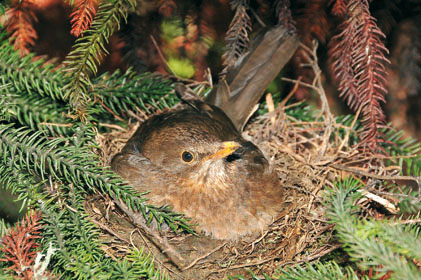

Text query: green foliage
(0, 270), (14, 280)
(161, 18), (184, 42)
(381, 126), (421, 176)
(0, 164), (40, 213)
(39, 185), (167, 279)
(0, 3), (6, 16)
(275, 261), (360, 280)
(40, 185), (111, 279)
(167, 56), (196, 79)
(0, 31), (72, 135)
(63, 0), (136, 110)
(380, 127), (421, 214)
(111, 248), (169, 280)
(0, 32), (66, 101)
(324, 178), (421, 280)
(271, 178), (420, 280)
(0, 14), (198, 276)
(91, 69), (177, 118)
(0, 123), (192, 232)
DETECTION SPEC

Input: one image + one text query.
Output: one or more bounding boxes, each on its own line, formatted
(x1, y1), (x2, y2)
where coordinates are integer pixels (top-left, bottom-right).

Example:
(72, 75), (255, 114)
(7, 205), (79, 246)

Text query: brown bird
(112, 91), (282, 239)
(112, 26), (298, 240)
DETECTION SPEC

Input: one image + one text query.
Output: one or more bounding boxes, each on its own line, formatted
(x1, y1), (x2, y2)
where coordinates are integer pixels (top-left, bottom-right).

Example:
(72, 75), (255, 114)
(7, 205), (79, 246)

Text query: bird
(111, 25), (298, 240)
(111, 86), (283, 240)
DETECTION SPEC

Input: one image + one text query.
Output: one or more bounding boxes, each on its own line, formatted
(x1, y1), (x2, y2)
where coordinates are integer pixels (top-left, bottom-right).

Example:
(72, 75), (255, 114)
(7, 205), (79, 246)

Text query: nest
(91, 108), (335, 279)
(88, 44), (414, 279)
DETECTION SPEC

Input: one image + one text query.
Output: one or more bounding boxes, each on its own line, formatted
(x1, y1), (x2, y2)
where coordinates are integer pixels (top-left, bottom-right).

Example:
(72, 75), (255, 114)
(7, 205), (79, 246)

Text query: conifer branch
(325, 179), (421, 279)
(91, 70), (177, 118)
(40, 185), (168, 279)
(0, 164), (46, 212)
(276, 261), (359, 279)
(0, 91), (72, 136)
(63, 0), (136, 113)
(0, 31), (66, 101)
(40, 186), (113, 278)
(0, 124), (192, 233)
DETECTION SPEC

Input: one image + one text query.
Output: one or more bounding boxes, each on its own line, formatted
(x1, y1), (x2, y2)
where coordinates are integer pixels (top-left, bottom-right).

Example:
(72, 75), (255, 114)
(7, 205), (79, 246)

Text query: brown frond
(274, 0), (296, 32)
(329, 16), (359, 110)
(0, 211), (43, 279)
(70, 0), (98, 37)
(221, 0), (252, 72)
(5, 1), (38, 56)
(329, 0), (348, 17)
(329, 0), (390, 151)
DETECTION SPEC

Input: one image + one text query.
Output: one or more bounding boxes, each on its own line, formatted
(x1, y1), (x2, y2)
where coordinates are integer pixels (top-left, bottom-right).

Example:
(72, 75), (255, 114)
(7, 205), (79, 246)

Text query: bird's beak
(206, 141), (241, 160)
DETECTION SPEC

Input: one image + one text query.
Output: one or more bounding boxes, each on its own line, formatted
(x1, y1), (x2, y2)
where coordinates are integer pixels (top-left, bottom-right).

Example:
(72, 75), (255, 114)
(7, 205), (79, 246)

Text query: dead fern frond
(274, 0), (296, 32)
(330, 0), (348, 17)
(70, 0), (98, 37)
(329, 8), (359, 111)
(0, 211), (43, 279)
(329, 0), (390, 151)
(5, 1), (38, 56)
(221, 0), (251, 72)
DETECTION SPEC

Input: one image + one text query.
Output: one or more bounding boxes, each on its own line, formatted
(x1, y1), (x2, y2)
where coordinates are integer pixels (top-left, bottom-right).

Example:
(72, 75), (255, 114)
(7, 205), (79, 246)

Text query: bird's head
(141, 128), (241, 182)
(125, 108), (272, 192)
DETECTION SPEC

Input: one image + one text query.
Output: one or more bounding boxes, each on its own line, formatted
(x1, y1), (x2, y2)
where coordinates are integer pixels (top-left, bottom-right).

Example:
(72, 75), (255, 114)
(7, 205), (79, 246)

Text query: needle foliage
(0, 19), (187, 277)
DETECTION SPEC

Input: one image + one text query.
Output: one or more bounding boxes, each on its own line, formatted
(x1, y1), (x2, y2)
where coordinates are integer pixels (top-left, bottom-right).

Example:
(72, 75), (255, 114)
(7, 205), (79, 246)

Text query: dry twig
(114, 200), (188, 269)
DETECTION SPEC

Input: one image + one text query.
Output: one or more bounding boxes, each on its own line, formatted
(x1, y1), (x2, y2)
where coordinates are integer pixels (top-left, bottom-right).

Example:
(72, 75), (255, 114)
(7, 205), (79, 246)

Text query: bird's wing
(205, 25), (299, 131)
(111, 152), (172, 193)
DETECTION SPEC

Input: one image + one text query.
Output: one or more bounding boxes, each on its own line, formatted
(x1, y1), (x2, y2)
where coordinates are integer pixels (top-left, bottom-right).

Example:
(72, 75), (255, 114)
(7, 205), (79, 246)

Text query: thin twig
(132, 229), (184, 280)
(90, 219), (130, 243)
(99, 123), (127, 131)
(330, 163), (421, 182)
(182, 242), (227, 271)
(150, 35), (176, 76)
(336, 105), (362, 153)
(279, 76), (302, 108)
(300, 41), (334, 157)
(282, 77), (317, 91)
(392, 219), (421, 225)
(115, 199), (188, 269)
(94, 95), (127, 123)
(39, 122), (72, 127)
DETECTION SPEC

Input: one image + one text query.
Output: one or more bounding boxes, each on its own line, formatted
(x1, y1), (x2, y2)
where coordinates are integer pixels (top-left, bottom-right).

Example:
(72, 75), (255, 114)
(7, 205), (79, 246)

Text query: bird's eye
(181, 151), (194, 163)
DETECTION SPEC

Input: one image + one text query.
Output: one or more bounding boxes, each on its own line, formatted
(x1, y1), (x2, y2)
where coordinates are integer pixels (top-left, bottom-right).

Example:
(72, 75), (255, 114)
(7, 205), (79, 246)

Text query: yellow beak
(206, 141), (241, 160)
